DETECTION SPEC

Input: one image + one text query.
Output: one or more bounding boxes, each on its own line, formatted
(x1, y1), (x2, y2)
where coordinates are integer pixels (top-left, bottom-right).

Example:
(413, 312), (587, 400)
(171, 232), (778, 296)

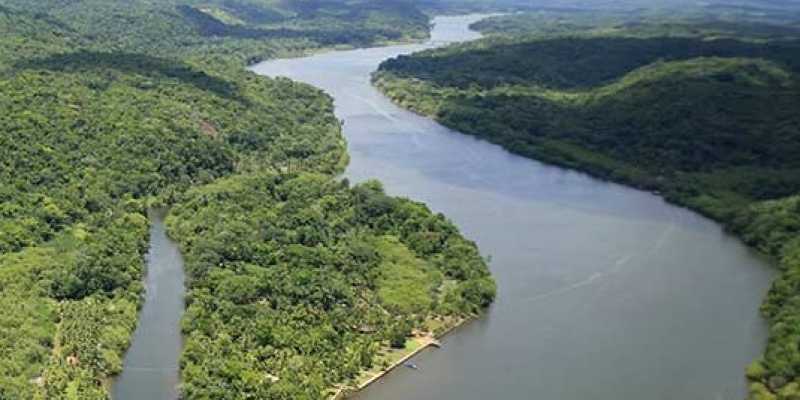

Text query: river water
(251, 14), (776, 400)
(113, 210), (184, 400)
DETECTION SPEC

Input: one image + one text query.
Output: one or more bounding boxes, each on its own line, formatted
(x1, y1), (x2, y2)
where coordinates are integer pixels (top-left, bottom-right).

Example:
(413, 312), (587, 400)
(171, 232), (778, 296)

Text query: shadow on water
(113, 209), (185, 400)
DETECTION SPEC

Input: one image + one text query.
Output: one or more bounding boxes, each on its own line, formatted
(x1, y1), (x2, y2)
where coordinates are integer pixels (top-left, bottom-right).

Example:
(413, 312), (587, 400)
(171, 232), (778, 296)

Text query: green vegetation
(734, 196), (800, 400)
(375, 236), (442, 315)
(0, 46), (344, 399)
(166, 174), (493, 398)
(0, 0), (495, 398)
(0, 205), (149, 399)
(376, 37), (800, 210)
(471, 4), (800, 38)
(374, 12), (800, 400)
(0, 0), (430, 66)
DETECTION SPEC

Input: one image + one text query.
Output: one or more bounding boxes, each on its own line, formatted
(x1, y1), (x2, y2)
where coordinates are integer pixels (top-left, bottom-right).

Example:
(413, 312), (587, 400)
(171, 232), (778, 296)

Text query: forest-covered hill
(0, 1), (495, 398)
(374, 12), (800, 400)
(0, 0), (430, 65)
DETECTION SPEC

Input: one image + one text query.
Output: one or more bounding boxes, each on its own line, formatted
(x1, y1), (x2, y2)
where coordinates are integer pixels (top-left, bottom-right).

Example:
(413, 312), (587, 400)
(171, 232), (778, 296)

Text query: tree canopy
(0, 0), (497, 398)
(168, 173), (493, 398)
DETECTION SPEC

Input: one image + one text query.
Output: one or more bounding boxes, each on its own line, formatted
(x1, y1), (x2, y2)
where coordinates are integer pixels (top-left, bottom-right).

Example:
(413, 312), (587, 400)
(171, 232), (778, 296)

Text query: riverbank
(371, 25), (800, 399)
(369, 79), (795, 398)
(331, 315), (469, 399)
(248, 33), (430, 69)
(112, 210), (185, 400)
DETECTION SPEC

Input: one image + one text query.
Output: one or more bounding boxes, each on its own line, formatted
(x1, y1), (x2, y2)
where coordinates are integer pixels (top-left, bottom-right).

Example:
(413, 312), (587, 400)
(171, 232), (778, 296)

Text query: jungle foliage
(471, 3), (800, 38)
(374, 13), (800, 400)
(0, 0), (487, 398)
(0, 48), (345, 400)
(167, 173), (493, 398)
(0, 0), (430, 65)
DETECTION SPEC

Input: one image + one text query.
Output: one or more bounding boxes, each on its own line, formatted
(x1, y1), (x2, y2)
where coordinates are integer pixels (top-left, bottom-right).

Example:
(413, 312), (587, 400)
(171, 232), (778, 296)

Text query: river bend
(251, 14), (775, 400)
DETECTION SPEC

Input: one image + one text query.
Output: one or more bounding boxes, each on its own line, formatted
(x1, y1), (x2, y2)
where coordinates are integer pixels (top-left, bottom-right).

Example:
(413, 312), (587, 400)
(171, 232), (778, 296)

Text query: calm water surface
(252, 14), (776, 400)
(113, 210), (184, 400)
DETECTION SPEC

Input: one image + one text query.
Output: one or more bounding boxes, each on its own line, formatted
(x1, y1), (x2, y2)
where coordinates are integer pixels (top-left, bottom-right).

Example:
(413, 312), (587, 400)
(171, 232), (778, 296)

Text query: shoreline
(246, 35), (430, 71)
(331, 314), (476, 400)
(369, 31), (790, 400)
(311, 15), (494, 400)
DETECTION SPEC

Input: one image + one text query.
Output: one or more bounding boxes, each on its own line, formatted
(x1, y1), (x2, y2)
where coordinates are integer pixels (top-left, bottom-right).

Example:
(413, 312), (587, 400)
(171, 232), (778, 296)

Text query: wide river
(251, 14), (777, 400)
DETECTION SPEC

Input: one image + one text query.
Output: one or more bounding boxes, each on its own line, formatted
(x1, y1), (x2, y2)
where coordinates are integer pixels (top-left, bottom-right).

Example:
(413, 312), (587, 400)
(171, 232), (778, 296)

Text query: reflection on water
(251, 14), (775, 400)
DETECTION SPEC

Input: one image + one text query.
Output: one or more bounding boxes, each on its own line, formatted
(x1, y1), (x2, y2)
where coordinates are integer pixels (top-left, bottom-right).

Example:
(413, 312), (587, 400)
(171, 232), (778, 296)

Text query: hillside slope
(0, 0), (430, 64)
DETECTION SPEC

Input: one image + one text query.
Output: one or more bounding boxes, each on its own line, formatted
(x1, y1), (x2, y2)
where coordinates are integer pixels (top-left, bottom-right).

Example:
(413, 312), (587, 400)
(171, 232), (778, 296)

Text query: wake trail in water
(522, 217), (677, 306)
(342, 91), (430, 149)
(344, 92), (398, 123)
(522, 253), (634, 304)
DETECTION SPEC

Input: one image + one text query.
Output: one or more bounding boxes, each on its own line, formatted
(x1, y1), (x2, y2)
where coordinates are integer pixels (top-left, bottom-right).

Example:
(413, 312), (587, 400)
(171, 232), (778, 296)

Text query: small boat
(404, 363), (419, 370)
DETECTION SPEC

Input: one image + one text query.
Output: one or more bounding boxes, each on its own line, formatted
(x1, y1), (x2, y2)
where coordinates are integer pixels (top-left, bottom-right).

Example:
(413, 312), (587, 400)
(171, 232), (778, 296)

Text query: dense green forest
(374, 12), (800, 400)
(0, 0), (430, 65)
(421, 0), (800, 22)
(0, 0), (497, 398)
(0, 32), (344, 400)
(167, 173), (493, 398)
(471, 8), (800, 39)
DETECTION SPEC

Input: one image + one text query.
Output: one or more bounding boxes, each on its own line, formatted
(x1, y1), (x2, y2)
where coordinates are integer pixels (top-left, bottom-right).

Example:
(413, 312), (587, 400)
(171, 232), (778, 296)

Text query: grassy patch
(376, 236), (442, 315)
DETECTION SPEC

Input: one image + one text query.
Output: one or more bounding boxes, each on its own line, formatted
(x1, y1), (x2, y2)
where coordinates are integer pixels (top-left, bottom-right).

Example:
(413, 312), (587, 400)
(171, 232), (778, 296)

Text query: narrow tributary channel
(113, 209), (184, 400)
